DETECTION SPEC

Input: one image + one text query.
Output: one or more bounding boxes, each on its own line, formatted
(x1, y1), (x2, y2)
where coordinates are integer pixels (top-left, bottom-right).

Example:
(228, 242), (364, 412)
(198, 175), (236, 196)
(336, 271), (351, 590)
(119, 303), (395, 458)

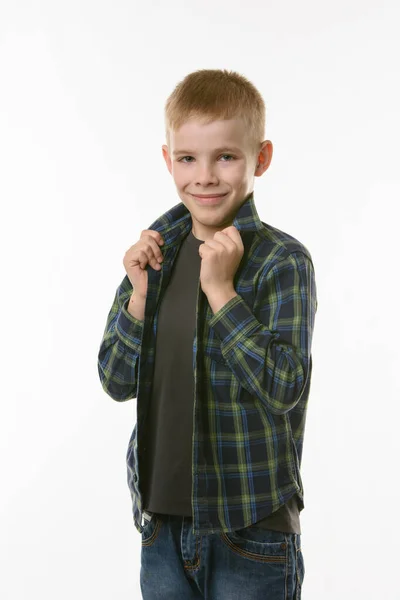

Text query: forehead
(170, 117), (251, 152)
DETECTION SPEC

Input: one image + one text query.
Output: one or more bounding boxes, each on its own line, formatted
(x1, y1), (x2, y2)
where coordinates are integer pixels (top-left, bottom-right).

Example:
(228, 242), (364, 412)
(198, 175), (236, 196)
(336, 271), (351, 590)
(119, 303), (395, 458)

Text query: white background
(1, 1), (399, 598)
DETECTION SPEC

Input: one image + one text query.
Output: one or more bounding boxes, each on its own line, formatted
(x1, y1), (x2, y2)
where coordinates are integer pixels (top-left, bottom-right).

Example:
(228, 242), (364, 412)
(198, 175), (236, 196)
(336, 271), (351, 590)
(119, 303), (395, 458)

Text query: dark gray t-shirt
(141, 230), (301, 533)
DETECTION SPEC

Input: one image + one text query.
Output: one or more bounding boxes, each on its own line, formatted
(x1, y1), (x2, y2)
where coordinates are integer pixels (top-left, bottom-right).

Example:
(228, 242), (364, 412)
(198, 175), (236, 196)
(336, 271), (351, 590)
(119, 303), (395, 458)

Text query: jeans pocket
(141, 512), (162, 547)
(220, 526), (288, 564)
(295, 545), (305, 598)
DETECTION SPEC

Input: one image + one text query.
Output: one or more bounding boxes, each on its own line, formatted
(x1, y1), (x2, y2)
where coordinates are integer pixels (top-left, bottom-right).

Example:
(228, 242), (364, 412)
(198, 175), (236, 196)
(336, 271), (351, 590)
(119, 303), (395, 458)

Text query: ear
(162, 145), (172, 175)
(255, 140), (273, 176)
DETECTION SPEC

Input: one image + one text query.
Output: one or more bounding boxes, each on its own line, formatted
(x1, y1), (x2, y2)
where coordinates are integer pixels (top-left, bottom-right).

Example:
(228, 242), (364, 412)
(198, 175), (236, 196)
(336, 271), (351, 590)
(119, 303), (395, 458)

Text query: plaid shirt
(97, 192), (317, 535)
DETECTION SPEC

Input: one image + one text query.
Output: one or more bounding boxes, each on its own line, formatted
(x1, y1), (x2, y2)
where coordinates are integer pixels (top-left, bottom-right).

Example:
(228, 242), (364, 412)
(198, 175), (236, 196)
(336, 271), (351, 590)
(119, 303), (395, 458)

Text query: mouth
(192, 193), (228, 205)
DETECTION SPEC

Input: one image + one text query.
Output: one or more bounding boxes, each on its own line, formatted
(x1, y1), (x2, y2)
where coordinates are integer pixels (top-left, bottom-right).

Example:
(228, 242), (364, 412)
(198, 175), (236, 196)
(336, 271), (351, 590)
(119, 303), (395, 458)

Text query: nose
(194, 161), (218, 186)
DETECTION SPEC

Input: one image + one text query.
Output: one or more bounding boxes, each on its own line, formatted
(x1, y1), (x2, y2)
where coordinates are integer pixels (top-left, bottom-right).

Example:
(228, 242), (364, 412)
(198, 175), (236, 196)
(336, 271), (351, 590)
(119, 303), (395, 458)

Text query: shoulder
(255, 221), (315, 271)
(259, 221), (313, 260)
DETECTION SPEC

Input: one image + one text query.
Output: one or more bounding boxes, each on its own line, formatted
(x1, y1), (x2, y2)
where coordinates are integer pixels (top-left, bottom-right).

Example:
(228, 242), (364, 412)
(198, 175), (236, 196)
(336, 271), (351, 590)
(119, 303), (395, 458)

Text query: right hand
(123, 230), (165, 299)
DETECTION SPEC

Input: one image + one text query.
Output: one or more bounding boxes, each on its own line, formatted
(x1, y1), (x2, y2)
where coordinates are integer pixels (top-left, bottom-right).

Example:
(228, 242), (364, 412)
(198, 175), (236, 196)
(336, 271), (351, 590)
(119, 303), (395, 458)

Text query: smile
(192, 193), (227, 205)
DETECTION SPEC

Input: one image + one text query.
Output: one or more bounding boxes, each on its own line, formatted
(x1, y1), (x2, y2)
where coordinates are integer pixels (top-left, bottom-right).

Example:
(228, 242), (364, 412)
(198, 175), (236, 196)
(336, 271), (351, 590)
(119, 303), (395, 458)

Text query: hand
(123, 230), (164, 298)
(198, 226), (244, 295)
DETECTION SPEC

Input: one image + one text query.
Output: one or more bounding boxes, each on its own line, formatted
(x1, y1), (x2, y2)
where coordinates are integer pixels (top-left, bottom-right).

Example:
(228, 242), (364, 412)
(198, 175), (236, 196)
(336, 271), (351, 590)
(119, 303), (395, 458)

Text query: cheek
(224, 160), (247, 176)
(227, 164), (248, 185)
(171, 166), (187, 186)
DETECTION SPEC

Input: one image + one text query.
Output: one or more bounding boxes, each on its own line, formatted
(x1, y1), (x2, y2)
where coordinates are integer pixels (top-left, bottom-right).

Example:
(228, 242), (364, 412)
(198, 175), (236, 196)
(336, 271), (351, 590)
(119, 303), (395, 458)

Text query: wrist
(127, 290), (146, 320)
(204, 285), (237, 314)
(130, 290), (146, 303)
(204, 284), (236, 299)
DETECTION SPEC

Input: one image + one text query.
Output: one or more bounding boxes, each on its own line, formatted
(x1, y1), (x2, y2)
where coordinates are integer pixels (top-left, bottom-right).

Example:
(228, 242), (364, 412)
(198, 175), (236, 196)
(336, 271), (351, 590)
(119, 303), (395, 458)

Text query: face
(162, 118), (272, 241)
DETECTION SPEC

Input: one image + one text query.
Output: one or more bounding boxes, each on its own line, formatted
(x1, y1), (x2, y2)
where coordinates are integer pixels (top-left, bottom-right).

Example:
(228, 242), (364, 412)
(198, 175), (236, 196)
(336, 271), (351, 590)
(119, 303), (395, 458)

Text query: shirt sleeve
(208, 251), (318, 415)
(97, 274), (144, 401)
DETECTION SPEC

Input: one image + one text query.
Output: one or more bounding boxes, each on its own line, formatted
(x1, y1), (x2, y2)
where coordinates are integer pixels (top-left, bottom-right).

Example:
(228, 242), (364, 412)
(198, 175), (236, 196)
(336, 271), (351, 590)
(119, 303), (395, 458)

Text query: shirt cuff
(115, 298), (144, 352)
(208, 294), (280, 356)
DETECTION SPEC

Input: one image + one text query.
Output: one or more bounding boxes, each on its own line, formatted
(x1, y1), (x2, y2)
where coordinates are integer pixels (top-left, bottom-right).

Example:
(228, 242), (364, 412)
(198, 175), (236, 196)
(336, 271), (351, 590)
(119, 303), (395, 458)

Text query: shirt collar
(148, 191), (264, 247)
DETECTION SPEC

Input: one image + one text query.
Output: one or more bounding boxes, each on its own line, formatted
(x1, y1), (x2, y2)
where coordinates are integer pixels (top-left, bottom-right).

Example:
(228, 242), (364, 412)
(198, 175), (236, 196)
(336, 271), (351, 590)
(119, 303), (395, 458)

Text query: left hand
(198, 226), (244, 294)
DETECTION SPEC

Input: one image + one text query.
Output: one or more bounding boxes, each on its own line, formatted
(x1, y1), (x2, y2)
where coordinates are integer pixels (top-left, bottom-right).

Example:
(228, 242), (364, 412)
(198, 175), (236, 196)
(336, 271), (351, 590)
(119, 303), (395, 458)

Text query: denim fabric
(140, 512), (305, 599)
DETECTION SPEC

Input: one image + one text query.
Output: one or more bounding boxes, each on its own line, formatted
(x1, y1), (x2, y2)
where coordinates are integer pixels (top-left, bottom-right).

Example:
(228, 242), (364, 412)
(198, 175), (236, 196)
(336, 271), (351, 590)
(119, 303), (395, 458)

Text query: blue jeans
(140, 512), (304, 599)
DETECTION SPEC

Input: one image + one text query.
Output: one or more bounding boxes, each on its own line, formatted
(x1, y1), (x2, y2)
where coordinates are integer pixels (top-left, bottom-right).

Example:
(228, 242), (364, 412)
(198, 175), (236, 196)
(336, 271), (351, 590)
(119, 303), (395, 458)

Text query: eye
(177, 154), (235, 163)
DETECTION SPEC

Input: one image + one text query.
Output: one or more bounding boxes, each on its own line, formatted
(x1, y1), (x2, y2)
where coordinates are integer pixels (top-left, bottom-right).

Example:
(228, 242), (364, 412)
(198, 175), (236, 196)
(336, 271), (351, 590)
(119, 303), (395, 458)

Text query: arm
(208, 252), (317, 415)
(97, 274), (145, 401)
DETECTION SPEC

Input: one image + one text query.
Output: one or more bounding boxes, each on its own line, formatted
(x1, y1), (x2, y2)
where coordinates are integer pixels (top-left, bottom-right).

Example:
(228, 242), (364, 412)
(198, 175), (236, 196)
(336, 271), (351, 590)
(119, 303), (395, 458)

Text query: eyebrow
(172, 146), (243, 157)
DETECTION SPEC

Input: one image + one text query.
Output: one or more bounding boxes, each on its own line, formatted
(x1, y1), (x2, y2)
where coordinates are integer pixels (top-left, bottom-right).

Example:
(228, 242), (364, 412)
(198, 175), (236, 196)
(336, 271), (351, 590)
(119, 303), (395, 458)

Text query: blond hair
(164, 69), (266, 154)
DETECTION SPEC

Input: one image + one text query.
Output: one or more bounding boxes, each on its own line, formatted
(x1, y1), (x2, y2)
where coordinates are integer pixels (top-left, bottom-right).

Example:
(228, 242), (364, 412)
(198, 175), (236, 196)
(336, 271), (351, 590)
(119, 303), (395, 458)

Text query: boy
(98, 69), (317, 599)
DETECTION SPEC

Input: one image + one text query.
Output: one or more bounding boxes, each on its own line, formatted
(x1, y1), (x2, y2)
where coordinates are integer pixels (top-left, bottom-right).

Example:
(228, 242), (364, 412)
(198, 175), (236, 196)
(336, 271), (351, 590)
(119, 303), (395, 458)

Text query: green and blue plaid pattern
(97, 192), (318, 535)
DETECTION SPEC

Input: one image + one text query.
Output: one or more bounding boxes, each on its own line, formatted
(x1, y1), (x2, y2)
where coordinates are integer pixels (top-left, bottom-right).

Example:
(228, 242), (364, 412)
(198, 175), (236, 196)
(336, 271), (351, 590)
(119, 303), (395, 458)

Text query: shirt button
(134, 474), (138, 482)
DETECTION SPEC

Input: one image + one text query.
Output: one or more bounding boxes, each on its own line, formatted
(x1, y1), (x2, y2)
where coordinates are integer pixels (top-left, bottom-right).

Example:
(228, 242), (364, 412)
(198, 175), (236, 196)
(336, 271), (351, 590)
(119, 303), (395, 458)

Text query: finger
(141, 229), (164, 246)
(135, 249), (149, 270)
(131, 247), (159, 271)
(142, 236), (164, 268)
(148, 237), (164, 264)
(200, 239), (225, 254)
(219, 227), (240, 243)
(209, 233), (235, 251)
(207, 233), (236, 253)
